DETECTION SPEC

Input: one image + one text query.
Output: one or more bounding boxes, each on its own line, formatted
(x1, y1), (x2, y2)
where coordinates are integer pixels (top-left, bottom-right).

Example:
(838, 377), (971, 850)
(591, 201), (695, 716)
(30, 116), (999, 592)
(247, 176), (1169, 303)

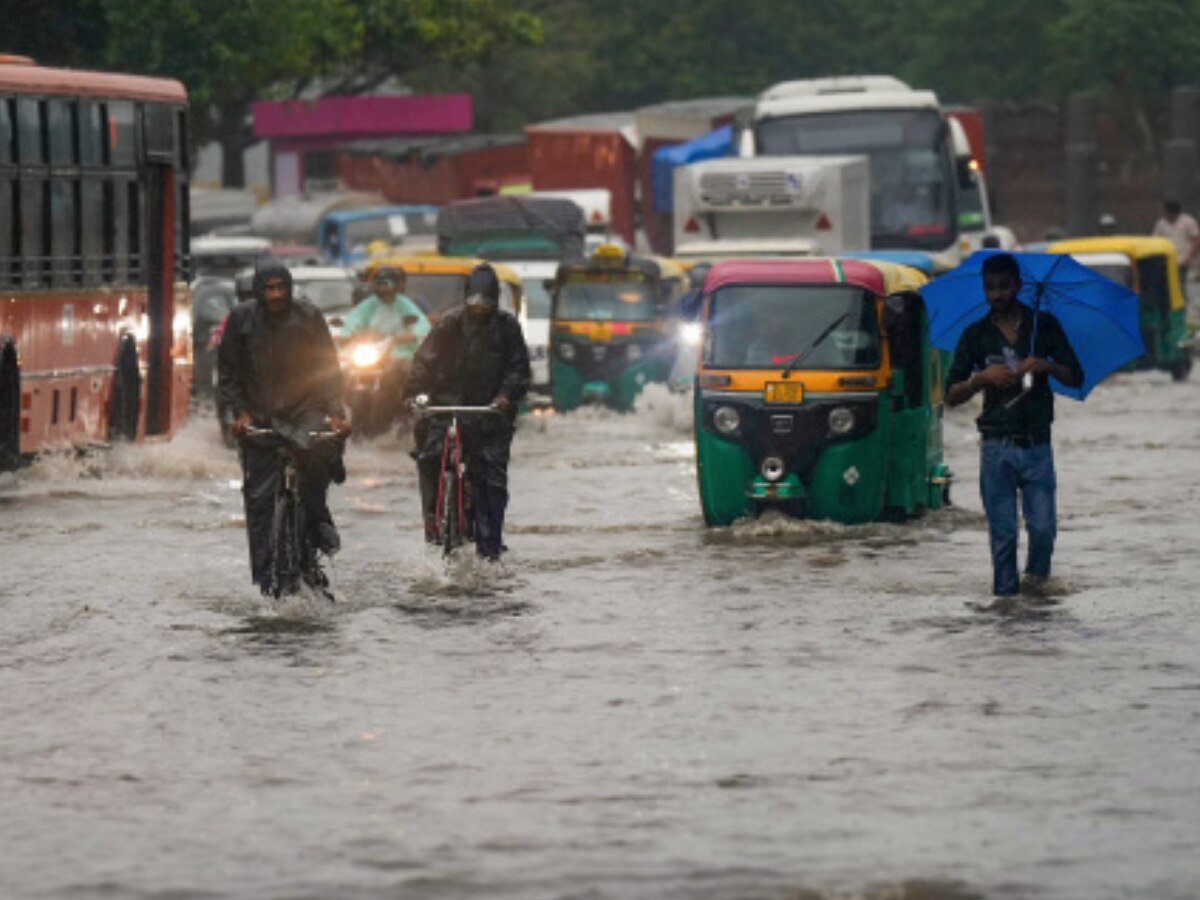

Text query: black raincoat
(403, 301), (531, 558)
(217, 264), (346, 589)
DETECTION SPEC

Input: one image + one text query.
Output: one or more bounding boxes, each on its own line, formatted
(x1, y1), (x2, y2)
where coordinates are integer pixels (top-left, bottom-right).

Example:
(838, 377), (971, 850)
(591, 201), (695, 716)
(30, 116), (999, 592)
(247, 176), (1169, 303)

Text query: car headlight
(351, 343), (384, 368)
(828, 406), (856, 435)
(558, 342), (576, 361)
(679, 322), (703, 346)
(713, 405), (740, 435)
(626, 343), (642, 361)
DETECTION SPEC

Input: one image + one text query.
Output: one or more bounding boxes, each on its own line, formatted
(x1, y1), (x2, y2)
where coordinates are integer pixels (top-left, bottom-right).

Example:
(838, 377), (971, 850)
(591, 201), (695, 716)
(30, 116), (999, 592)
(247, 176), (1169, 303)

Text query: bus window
(20, 178), (48, 286)
(49, 181), (78, 284)
(81, 179), (104, 284)
(144, 103), (173, 163)
(79, 102), (104, 166)
(48, 100), (73, 165)
(16, 98), (44, 165)
(108, 101), (136, 167)
(1, 99), (13, 164)
(1, 180), (13, 286)
(126, 181), (141, 280)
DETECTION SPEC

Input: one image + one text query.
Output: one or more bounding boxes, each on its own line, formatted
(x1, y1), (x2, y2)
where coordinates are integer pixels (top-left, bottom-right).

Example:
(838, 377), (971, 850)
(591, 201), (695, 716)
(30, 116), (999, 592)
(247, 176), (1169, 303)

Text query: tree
(100, 0), (541, 186)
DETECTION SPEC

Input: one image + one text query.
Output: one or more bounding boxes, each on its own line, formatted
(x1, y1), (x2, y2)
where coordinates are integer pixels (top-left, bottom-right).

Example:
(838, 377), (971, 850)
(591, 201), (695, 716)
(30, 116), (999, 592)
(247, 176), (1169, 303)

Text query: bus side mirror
(956, 157), (976, 191)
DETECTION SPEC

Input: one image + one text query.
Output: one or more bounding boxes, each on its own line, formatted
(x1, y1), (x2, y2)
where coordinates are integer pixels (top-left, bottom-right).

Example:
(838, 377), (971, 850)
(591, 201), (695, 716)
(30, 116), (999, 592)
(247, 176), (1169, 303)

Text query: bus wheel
(0, 339), (20, 471)
(108, 335), (141, 442)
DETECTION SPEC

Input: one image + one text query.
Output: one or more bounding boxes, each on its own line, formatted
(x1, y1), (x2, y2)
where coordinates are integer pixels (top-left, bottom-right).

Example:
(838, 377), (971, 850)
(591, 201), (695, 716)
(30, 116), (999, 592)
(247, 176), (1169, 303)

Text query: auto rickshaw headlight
(761, 456), (785, 482)
(828, 406), (856, 435)
(713, 405), (740, 435)
(626, 343), (643, 361)
(558, 342), (576, 361)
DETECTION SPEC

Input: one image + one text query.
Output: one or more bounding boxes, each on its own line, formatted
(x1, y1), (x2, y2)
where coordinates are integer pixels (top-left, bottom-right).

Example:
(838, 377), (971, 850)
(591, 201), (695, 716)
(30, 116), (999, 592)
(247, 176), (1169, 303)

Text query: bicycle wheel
(440, 467), (461, 556)
(270, 484), (303, 598)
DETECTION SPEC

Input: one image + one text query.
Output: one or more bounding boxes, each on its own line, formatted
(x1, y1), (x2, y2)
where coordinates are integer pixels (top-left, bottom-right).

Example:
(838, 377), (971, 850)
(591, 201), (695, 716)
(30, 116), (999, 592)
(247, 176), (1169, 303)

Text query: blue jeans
(979, 439), (1057, 596)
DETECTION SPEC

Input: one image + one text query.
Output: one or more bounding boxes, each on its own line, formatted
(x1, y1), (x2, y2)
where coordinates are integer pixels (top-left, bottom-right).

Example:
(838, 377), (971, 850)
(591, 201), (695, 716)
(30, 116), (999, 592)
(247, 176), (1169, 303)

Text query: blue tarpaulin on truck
(650, 125), (733, 214)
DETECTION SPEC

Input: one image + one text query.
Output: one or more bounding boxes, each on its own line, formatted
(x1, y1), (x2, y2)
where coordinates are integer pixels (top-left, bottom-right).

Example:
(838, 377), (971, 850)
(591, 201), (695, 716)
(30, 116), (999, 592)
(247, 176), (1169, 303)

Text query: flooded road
(2, 375), (1199, 900)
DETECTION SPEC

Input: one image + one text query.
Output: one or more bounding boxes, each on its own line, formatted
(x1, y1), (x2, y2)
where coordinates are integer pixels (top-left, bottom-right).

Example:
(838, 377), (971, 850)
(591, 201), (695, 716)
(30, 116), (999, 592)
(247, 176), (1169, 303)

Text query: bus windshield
(555, 276), (658, 322)
(704, 284), (880, 370)
(756, 108), (955, 250)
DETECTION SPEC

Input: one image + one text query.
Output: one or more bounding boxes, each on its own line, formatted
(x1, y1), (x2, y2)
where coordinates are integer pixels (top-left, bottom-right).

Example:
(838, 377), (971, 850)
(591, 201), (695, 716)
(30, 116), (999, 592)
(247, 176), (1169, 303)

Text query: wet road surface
(2, 376), (1199, 900)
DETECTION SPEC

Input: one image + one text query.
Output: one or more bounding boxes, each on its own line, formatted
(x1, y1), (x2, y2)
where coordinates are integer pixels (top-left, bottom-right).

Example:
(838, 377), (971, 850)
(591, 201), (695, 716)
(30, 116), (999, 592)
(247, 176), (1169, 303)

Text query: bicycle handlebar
(414, 405), (503, 416)
(240, 426), (343, 444)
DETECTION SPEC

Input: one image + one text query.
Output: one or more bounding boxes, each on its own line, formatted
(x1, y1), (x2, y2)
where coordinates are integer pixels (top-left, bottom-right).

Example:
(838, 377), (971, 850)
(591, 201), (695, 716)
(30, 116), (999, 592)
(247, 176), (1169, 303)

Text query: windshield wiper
(783, 311), (850, 374)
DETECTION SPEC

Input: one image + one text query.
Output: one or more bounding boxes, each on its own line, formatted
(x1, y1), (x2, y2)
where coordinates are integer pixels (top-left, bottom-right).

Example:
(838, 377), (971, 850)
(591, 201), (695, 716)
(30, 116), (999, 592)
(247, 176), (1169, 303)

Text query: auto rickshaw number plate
(764, 381), (804, 404)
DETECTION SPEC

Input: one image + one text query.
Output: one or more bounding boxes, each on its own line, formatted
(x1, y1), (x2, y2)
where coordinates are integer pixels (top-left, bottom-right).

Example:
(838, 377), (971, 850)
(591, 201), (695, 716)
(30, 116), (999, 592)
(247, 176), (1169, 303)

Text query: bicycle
(241, 425), (342, 599)
(413, 401), (502, 557)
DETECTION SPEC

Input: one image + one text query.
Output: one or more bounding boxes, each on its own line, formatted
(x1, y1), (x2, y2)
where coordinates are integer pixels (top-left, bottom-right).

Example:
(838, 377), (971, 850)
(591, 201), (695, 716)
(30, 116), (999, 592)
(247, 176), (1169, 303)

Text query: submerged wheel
(271, 489), (304, 598)
(440, 468), (461, 555)
(1169, 353), (1193, 382)
(0, 339), (19, 471)
(108, 335), (140, 442)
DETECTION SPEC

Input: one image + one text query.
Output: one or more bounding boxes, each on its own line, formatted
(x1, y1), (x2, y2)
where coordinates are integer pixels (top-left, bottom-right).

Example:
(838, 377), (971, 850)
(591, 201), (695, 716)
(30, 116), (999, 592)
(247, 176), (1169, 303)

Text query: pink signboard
(253, 94), (472, 139)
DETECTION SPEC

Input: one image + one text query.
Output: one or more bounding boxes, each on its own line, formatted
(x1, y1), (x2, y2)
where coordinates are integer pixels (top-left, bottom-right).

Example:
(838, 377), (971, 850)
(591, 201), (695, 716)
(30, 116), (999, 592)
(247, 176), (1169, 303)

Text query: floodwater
(2, 375), (1199, 900)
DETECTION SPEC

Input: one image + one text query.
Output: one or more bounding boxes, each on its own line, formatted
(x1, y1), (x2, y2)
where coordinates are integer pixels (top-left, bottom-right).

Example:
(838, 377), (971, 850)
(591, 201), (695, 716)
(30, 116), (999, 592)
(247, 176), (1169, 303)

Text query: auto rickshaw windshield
(704, 284), (881, 370)
(556, 277), (658, 321)
(406, 274), (470, 315)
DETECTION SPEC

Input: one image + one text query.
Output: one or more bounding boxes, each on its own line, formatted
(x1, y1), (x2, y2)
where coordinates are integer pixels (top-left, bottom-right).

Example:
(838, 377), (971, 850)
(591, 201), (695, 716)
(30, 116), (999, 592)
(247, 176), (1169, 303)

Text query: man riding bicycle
(403, 263), (531, 561)
(217, 260), (350, 595)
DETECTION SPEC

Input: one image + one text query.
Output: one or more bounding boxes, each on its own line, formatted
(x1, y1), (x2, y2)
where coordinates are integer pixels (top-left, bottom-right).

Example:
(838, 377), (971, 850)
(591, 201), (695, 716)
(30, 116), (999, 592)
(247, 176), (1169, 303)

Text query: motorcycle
(339, 319), (419, 439)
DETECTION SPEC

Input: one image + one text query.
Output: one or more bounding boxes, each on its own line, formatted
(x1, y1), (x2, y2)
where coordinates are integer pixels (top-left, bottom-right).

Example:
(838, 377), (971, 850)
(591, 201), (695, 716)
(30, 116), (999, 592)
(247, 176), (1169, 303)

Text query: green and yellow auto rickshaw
(693, 257), (951, 526)
(550, 245), (686, 412)
(1049, 235), (1192, 381)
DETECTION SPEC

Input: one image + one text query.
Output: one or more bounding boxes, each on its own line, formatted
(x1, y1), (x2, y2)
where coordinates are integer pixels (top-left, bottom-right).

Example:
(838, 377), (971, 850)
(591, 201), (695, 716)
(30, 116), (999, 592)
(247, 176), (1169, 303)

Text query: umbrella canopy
(920, 250), (1144, 400)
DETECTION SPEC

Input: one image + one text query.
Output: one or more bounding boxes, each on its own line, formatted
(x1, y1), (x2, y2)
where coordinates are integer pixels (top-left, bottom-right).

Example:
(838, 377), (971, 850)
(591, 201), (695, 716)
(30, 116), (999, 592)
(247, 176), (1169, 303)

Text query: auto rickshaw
(364, 254), (524, 323)
(1048, 236), (1192, 380)
(549, 245), (686, 412)
(693, 257), (951, 526)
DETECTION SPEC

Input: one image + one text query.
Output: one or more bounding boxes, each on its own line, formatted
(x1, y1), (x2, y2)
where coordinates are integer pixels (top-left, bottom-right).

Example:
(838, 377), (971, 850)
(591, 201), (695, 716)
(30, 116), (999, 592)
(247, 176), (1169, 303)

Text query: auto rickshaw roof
(702, 258), (897, 296)
(1048, 235), (1179, 262)
(366, 254), (520, 284)
(557, 252), (664, 280)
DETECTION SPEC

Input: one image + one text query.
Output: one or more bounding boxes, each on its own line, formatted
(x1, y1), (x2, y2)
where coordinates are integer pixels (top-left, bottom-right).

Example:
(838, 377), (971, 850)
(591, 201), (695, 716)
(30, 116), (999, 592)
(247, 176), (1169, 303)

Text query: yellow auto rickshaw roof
(871, 260), (930, 294)
(366, 253), (520, 285)
(1048, 235), (1179, 262)
(1049, 235), (1185, 311)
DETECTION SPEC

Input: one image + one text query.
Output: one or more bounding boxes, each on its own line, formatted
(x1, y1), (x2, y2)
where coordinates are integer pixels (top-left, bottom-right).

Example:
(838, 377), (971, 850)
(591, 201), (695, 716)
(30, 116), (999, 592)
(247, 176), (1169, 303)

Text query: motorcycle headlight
(828, 406), (856, 435)
(626, 343), (642, 361)
(713, 405), (740, 435)
(679, 322), (703, 346)
(558, 342), (576, 361)
(351, 343), (384, 368)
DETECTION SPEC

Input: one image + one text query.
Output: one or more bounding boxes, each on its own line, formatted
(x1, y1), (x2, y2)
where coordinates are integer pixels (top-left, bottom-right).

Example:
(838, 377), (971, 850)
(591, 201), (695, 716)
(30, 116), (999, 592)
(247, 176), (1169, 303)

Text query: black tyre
(1169, 353), (1192, 382)
(0, 339), (19, 472)
(270, 489), (304, 598)
(108, 335), (140, 442)
(440, 468), (462, 555)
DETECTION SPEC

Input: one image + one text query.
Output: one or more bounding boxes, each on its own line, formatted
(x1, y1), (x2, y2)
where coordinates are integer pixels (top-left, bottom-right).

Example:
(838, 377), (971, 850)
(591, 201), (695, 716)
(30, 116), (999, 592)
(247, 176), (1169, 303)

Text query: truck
(736, 75), (991, 261)
(672, 155), (870, 261)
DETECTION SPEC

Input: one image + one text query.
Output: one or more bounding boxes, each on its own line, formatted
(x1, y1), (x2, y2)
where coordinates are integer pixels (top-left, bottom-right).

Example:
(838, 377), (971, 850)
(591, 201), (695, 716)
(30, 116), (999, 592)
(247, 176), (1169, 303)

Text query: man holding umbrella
(945, 253), (1084, 599)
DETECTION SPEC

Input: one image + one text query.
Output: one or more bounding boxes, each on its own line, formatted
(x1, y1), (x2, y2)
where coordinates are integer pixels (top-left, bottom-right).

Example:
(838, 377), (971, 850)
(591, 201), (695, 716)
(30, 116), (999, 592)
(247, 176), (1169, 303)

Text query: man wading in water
(945, 253), (1084, 601)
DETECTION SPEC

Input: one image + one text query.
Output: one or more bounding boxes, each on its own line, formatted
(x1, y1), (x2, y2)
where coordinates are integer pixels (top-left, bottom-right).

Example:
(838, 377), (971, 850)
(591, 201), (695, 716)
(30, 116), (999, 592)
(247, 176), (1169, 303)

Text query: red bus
(0, 56), (191, 469)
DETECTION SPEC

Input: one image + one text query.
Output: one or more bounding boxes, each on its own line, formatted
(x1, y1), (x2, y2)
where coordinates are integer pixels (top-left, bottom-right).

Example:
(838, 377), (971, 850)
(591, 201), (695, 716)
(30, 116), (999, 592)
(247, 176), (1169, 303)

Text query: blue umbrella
(919, 249), (1145, 400)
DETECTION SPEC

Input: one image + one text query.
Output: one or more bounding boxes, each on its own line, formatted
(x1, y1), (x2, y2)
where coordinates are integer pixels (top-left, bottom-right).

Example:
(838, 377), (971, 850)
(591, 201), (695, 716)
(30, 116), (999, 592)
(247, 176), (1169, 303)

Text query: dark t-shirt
(948, 307), (1084, 440)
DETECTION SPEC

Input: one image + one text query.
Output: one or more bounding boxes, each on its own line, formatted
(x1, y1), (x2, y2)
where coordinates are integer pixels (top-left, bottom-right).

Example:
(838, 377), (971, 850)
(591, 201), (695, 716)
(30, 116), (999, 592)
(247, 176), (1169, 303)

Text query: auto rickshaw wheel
(1169, 353), (1193, 382)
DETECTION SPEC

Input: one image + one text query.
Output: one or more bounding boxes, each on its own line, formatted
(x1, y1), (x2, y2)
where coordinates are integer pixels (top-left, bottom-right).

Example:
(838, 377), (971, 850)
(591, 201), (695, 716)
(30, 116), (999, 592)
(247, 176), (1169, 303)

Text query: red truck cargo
(338, 135), (529, 205)
(526, 113), (639, 247)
